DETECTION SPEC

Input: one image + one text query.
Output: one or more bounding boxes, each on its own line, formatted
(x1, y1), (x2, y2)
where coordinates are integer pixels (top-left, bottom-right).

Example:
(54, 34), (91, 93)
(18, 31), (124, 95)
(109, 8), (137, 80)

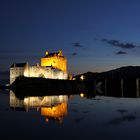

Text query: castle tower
(41, 50), (67, 72)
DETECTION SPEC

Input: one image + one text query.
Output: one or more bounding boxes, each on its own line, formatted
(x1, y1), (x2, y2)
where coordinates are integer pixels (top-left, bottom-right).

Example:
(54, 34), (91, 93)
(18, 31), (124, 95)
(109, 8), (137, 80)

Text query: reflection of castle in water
(10, 91), (68, 123)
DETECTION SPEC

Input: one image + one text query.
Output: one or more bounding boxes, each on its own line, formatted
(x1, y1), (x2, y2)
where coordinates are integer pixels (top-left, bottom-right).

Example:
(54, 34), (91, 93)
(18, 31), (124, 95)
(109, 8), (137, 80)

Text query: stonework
(10, 63), (29, 84)
(24, 65), (68, 80)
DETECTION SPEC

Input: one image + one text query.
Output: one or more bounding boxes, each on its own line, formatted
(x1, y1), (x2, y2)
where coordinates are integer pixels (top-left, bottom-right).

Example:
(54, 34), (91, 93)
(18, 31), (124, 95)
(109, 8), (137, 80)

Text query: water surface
(0, 90), (140, 140)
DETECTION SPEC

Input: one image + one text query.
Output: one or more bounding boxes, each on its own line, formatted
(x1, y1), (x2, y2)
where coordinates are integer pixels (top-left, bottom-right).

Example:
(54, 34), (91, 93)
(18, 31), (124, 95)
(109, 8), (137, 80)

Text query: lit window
(80, 75), (84, 80)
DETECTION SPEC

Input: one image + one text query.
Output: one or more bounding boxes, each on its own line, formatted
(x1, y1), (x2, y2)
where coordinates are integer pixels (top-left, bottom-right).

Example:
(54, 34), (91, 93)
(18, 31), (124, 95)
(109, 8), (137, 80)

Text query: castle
(10, 50), (68, 84)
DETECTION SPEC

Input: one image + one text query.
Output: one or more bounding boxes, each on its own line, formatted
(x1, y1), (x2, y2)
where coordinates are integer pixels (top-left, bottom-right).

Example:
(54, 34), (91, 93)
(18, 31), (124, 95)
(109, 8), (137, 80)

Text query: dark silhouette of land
(2, 66), (140, 98)
(10, 76), (87, 97)
(75, 66), (140, 98)
(75, 66), (140, 80)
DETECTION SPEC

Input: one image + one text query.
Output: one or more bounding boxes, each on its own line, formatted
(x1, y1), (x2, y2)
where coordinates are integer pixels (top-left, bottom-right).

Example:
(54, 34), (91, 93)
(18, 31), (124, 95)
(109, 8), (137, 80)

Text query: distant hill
(0, 70), (9, 76)
(0, 71), (9, 85)
(75, 66), (140, 81)
(75, 72), (98, 80)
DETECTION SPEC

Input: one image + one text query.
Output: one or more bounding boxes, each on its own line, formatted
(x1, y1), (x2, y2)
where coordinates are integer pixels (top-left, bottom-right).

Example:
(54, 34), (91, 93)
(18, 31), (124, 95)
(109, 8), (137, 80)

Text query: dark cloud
(73, 42), (83, 48)
(71, 42), (84, 56)
(72, 52), (78, 56)
(116, 51), (127, 55)
(102, 39), (140, 49)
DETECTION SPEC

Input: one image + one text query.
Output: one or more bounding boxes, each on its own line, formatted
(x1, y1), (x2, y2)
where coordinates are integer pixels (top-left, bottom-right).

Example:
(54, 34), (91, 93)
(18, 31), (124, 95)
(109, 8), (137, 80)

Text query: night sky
(1, 0), (140, 74)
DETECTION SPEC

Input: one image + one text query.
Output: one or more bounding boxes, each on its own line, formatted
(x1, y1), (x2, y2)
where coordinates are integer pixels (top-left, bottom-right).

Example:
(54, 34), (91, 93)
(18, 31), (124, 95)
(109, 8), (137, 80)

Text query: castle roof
(46, 52), (59, 57)
(10, 63), (27, 68)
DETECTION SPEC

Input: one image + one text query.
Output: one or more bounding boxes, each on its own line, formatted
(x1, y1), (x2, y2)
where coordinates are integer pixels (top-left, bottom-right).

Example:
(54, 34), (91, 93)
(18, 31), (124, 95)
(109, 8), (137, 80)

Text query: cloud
(102, 39), (140, 49)
(72, 52), (78, 56)
(73, 42), (83, 48)
(71, 42), (84, 56)
(116, 51), (127, 55)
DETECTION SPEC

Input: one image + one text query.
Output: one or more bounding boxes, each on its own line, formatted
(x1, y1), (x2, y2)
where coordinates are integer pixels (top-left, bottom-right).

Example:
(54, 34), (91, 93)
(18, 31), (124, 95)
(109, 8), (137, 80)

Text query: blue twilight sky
(1, 0), (140, 74)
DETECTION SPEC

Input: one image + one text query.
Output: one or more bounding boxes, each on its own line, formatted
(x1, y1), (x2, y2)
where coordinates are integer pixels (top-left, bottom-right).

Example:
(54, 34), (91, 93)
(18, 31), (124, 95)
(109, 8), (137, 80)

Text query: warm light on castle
(41, 50), (67, 72)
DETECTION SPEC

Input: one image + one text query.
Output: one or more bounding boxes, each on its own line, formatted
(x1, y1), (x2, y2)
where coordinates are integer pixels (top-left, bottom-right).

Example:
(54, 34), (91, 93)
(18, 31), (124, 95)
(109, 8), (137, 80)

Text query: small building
(10, 63), (29, 84)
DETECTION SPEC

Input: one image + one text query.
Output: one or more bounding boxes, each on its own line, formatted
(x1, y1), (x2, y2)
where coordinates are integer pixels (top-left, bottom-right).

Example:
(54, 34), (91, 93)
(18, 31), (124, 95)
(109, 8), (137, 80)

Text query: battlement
(44, 50), (64, 57)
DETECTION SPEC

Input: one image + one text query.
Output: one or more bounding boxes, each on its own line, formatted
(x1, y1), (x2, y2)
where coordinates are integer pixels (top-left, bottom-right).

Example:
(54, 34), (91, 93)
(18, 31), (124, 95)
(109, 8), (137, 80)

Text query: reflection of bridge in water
(95, 78), (140, 98)
(10, 91), (68, 123)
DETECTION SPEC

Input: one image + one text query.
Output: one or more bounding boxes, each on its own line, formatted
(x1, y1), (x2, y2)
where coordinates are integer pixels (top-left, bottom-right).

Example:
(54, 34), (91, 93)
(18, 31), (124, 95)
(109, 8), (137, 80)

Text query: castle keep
(41, 50), (67, 72)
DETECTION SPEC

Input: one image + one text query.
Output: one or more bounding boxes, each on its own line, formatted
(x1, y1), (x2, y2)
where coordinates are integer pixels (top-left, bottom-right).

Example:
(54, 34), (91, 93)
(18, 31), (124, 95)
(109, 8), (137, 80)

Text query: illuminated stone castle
(10, 50), (68, 84)
(41, 50), (67, 72)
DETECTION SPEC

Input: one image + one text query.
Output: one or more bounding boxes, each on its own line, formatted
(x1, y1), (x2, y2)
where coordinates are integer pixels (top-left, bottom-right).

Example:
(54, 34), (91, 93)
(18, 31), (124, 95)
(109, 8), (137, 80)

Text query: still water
(0, 90), (140, 139)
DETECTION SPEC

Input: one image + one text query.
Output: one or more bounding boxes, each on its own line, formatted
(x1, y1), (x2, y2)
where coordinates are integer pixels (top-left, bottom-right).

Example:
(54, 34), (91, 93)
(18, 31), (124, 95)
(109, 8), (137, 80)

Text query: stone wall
(24, 66), (68, 80)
